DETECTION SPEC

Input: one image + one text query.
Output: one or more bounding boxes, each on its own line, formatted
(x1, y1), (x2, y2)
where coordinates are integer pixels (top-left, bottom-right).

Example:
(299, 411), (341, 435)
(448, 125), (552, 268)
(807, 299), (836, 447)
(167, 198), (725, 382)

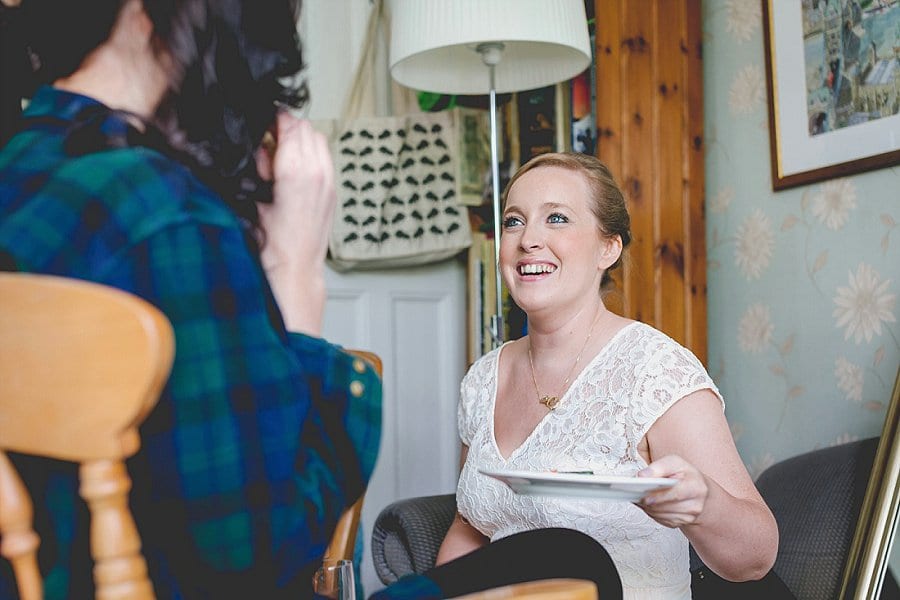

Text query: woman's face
(499, 166), (619, 317)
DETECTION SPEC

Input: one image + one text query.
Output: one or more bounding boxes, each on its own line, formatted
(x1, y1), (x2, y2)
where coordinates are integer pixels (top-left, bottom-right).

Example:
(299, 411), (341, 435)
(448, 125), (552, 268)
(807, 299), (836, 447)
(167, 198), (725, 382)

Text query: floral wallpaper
(703, 0), (900, 476)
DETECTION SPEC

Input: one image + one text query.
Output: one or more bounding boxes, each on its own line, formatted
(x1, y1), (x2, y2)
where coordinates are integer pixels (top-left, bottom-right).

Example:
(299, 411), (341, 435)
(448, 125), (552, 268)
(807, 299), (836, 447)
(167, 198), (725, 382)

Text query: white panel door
(322, 261), (466, 594)
(302, 3), (468, 593)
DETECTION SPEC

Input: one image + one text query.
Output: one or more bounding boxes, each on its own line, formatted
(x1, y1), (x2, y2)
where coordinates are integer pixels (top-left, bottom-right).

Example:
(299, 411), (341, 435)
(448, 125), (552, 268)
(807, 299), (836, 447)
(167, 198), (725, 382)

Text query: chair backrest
(0, 273), (174, 600)
(321, 349), (382, 567)
(452, 579), (598, 600)
(754, 437), (878, 600)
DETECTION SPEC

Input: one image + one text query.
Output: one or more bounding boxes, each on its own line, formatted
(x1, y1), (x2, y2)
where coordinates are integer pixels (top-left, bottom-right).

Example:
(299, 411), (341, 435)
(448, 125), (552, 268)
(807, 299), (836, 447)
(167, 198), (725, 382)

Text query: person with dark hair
(0, 3), (630, 599)
(0, 0), (378, 597)
(436, 152), (784, 599)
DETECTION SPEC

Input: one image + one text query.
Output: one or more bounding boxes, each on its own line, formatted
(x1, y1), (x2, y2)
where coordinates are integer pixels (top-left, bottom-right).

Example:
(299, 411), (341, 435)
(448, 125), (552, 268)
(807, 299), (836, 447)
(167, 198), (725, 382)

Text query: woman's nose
(520, 223), (544, 251)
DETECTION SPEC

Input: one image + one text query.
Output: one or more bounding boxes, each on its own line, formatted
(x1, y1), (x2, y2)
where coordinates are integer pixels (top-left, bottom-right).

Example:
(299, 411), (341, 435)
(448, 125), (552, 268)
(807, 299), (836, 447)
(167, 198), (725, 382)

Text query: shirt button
(353, 359), (367, 374)
(350, 380), (365, 397)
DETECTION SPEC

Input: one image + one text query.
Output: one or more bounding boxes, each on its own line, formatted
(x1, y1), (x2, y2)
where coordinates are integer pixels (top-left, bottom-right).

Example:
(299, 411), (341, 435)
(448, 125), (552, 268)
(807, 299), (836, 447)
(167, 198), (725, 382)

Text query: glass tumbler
(313, 559), (356, 600)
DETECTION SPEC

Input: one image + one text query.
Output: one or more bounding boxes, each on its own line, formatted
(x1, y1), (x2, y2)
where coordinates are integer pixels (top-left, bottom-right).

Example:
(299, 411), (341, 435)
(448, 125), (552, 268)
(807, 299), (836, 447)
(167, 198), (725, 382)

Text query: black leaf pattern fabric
(325, 111), (472, 271)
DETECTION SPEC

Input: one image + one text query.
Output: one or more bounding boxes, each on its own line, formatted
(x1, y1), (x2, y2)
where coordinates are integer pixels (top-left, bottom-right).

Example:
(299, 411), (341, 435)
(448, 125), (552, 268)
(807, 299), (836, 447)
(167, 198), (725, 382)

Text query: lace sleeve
(457, 348), (500, 446)
(458, 368), (476, 446)
(630, 329), (724, 443)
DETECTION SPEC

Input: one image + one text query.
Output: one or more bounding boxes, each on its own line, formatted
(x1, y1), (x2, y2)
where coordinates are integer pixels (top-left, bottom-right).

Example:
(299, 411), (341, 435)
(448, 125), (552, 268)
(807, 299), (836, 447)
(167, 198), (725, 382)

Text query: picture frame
(455, 106), (493, 207)
(516, 84), (559, 162)
(839, 366), (900, 598)
(762, 1), (900, 191)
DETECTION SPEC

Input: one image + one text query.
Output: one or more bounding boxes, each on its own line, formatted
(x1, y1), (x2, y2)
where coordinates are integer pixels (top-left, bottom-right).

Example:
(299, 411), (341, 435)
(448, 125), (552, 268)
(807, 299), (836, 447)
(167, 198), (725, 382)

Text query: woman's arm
(95, 166), (374, 582)
(256, 113), (336, 335)
(638, 389), (778, 581)
(106, 216), (380, 576)
(435, 445), (489, 565)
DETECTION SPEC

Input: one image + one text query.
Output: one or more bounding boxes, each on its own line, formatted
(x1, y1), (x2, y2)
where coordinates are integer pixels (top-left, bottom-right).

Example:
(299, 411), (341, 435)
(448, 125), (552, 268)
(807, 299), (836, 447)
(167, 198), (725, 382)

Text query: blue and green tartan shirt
(0, 86), (382, 599)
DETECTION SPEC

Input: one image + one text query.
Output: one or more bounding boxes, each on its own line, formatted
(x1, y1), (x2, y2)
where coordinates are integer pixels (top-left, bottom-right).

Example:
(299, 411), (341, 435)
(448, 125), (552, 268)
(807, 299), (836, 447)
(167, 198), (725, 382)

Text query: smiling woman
(433, 152), (784, 599)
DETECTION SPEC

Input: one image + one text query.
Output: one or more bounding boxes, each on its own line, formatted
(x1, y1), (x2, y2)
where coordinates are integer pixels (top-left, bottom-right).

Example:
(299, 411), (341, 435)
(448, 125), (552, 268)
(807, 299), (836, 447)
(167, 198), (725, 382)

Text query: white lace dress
(456, 322), (724, 600)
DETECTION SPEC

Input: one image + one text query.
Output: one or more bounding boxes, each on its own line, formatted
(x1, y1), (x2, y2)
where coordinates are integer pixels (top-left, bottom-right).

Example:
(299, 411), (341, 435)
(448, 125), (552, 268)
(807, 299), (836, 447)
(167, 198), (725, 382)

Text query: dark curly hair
(0, 0), (308, 229)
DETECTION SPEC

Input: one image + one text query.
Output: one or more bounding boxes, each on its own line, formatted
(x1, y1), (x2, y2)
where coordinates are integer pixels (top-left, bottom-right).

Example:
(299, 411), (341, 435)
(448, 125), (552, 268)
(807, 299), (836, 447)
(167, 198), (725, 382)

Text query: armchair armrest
(371, 493), (456, 584)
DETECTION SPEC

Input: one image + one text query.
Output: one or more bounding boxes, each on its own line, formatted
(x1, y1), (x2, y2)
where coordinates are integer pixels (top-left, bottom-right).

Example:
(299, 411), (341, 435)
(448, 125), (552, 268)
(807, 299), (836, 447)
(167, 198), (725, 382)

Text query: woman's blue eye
(502, 216), (523, 228)
(548, 213), (568, 224)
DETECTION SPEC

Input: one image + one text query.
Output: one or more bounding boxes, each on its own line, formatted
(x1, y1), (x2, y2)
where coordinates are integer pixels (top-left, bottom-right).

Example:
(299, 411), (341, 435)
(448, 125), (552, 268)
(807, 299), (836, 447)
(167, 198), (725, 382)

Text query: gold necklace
(528, 309), (602, 411)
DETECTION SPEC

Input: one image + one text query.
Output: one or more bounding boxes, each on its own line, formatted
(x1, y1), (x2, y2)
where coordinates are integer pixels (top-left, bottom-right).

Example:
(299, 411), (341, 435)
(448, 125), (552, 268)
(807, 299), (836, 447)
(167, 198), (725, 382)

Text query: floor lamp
(388, 0), (591, 350)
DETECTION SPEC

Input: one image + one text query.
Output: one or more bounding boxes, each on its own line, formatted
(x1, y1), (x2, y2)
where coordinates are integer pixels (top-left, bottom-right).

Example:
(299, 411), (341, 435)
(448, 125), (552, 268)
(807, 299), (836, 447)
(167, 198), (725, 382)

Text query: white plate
(479, 468), (676, 501)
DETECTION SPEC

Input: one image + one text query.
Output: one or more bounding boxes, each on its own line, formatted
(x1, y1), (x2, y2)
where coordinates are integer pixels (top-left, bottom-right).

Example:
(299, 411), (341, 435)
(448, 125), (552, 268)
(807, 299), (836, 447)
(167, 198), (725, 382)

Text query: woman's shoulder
(59, 146), (238, 231)
(463, 342), (506, 384)
(62, 145), (206, 198)
(621, 321), (698, 355)
(625, 321), (722, 401)
(611, 321), (712, 380)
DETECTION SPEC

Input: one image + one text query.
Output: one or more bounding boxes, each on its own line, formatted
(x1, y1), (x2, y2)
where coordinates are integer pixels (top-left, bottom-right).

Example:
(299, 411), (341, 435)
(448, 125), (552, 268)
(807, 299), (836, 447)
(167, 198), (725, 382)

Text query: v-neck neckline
(489, 321), (639, 462)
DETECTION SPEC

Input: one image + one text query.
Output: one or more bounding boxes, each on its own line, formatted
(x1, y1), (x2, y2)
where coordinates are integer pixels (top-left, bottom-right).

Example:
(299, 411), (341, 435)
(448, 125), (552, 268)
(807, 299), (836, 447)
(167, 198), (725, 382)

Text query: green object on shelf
(417, 91), (457, 112)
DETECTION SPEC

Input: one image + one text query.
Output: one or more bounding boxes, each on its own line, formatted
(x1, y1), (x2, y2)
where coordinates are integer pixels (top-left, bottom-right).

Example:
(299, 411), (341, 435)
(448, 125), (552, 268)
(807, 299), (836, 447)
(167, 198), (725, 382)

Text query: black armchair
(371, 438), (885, 600)
(371, 493), (456, 584)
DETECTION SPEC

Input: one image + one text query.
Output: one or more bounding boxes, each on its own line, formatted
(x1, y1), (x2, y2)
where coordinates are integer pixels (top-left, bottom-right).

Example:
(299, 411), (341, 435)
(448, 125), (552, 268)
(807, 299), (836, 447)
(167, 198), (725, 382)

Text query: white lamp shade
(389, 0), (592, 95)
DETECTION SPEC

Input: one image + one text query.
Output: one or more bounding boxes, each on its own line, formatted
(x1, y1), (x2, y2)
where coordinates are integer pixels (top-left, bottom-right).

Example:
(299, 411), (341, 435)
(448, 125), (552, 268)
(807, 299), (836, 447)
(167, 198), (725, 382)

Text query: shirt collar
(24, 85), (108, 122)
(23, 86), (142, 155)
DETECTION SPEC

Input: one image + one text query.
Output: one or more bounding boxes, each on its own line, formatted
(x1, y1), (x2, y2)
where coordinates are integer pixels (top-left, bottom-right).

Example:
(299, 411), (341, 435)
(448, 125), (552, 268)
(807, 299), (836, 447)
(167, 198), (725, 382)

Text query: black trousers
(397, 527), (797, 600)
(424, 528), (622, 599)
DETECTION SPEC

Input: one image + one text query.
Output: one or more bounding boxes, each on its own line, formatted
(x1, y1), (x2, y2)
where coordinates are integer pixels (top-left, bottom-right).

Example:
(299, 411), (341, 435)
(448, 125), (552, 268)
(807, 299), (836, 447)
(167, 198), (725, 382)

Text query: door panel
(323, 261), (467, 593)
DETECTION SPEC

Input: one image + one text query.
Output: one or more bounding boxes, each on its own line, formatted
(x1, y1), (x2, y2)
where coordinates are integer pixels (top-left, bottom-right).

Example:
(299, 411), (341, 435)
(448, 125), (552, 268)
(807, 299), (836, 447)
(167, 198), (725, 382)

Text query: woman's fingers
(637, 454), (709, 527)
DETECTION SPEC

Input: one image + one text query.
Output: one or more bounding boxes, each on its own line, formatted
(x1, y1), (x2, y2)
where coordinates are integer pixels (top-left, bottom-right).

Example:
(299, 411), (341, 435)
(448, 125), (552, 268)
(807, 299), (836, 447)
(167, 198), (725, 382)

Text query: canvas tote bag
(319, 0), (473, 271)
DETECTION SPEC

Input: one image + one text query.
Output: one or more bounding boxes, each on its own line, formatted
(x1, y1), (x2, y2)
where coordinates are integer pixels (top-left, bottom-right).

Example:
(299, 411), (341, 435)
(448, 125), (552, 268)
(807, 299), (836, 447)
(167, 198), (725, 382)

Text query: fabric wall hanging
(319, 0), (472, 271)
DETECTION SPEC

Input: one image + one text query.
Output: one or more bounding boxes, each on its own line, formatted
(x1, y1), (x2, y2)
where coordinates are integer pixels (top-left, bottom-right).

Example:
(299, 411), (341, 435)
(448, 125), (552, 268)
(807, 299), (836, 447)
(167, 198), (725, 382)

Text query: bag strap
(341, 0), (385, 123)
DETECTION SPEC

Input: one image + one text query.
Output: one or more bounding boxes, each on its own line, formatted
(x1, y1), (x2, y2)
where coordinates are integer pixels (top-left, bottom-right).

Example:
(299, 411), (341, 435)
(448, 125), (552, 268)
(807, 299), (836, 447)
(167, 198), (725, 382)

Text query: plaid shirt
(0, 87), (381, 599)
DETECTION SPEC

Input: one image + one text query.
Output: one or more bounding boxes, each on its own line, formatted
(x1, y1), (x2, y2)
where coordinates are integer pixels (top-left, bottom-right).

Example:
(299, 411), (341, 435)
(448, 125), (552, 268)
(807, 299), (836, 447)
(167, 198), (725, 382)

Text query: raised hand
(257, 112), (337, 334)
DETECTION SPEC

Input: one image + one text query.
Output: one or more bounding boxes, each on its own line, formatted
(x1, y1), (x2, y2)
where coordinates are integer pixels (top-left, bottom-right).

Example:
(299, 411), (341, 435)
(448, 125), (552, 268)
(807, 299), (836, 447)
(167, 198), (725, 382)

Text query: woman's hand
(639, 391), (778, 580)
(256, 112), (336, 334)
(636, 454), (710, 529)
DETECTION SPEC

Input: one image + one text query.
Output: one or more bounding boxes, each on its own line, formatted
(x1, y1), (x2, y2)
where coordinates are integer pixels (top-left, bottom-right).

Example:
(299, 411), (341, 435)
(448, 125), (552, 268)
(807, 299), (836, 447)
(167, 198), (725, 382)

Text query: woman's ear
(598, 234), (623, 270)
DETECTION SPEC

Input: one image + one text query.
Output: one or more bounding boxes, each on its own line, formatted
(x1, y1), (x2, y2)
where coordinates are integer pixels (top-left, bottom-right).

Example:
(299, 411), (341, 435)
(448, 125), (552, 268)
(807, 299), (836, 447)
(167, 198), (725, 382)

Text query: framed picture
(455, 106), (492, 207)
(517, 85), (559, 161)
(570, 69), (596, 155)
(762, 1), (900, 190)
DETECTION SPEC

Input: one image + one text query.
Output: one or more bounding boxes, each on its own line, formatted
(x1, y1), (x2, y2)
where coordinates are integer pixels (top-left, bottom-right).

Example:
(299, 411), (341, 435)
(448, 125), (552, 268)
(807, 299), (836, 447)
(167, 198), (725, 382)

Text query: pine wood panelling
(685, 2), (708, 362)
(594, 0), (707, 363)
(622, 3), (656, 331)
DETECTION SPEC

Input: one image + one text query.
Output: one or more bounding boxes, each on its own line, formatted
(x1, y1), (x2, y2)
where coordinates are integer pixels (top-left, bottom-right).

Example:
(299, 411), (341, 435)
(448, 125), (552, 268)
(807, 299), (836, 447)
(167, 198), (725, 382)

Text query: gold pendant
(540, 395), (560, 410)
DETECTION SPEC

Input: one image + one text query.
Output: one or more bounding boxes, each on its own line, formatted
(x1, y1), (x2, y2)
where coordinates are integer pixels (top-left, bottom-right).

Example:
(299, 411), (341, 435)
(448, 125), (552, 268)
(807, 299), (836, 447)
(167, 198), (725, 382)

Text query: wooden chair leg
(80, 459), (156, 600)
(0, 450), (43, 600)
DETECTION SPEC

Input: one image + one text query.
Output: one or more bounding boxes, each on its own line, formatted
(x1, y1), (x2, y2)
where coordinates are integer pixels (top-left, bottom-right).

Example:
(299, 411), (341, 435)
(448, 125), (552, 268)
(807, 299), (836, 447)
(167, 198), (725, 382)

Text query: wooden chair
(452, 579), (598, 599)
(322, 350), (382, 568)
(0, 272), (383, 599)
(0, 273), (174, 600)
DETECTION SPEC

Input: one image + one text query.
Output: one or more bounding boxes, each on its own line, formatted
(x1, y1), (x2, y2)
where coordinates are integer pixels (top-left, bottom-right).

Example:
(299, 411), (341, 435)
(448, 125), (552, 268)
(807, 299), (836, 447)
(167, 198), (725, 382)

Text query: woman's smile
(516, 261), (558, 277)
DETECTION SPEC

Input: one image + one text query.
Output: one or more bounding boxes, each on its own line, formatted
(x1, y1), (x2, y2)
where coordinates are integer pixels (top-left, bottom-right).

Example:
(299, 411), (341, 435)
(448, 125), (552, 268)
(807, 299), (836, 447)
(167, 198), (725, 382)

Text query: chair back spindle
(0, 273), (174, 600)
